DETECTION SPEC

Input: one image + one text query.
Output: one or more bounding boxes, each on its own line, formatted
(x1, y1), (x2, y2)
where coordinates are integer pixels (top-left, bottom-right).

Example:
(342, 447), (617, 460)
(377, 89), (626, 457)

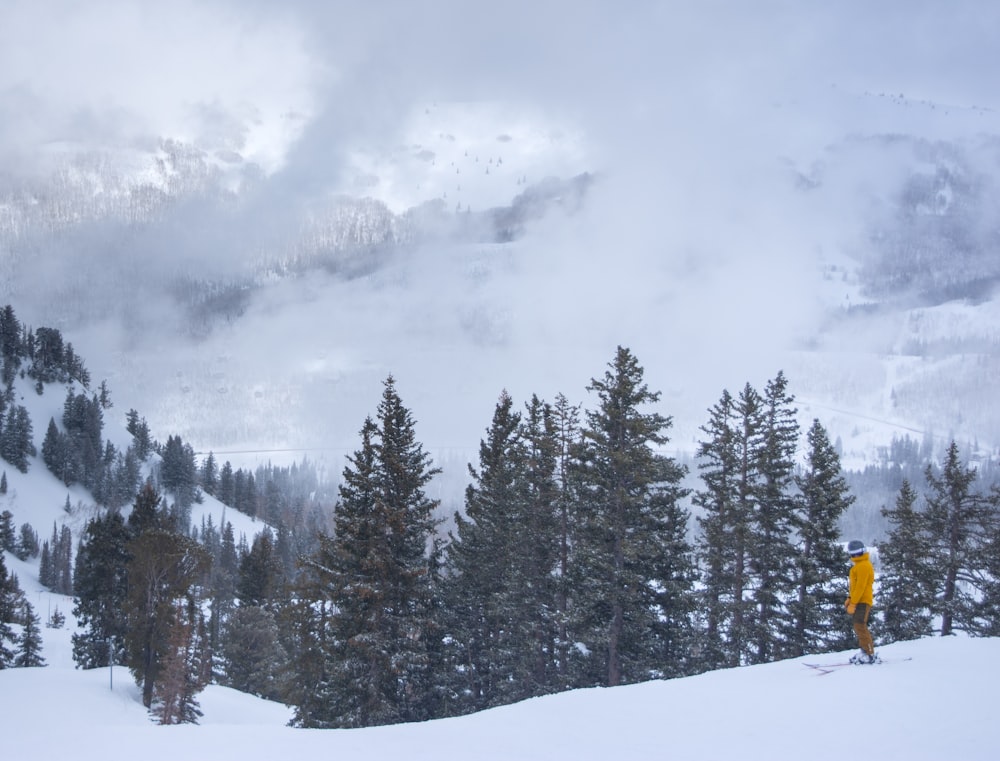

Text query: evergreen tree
(694, 386), (756, 669)
(159, 435), (199, 520)
(922, 442), (994, 635)
(218, 461), (235, 506)
(788, 419), (856, 656)
(443, 390), (534, 712)
(748, 371), (799, 663)
(17, 522), (40, 561)
(72, 510), (131, 668)
(200, 452), (219, 496)
(0, 509), (15, 552)
(550, 392), (582, 686)
(42, 417), (70, 484)
(15, 603), (46, 667)
(976, 490), (1000, 636)
(126, 409), (153, 461)
(0, 552), (16, 667)
(0, 305), (22, 385)
(124, 523), (211, 708)
(0, 404), (34, 473)
(149, 599), (208, 725)
(297, 376), (441, 728)
(236, 529), (282, 609)
(61, 391), (103, 489)
(38, 541), (53, 589)
(515, 395), (562, 690)
(879, 479), (936, 642)
(570, 346), (690, 686)
(220, 605), (288, 700)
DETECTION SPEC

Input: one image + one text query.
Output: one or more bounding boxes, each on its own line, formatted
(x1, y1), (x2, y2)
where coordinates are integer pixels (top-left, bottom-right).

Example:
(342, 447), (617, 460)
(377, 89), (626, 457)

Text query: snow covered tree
(442, 390), (526, 712)
(220, 605), (288, 700)
(570, 346), (691, 687)
(442, 390), (563, 711)
(788, 419), (856, 656)
(296, 376), (441, 728)
(550, 392), (583, 686)
(159, 435), (199, 522)
(695, 373), (802, 667)
(0, 510), (14, 553)
(17, 522), (40, 561)
(0, 552), (17, 667)
(879, 479), (936, 642)
(200, 452), (219, 496)
(748, 371), (800, 663)
(922, 442), (995, 636)
(0, 404), (34, 473)
(236, 529), (283, 609)
(72, 510), (130, 669)
(15, 603), (46, 668)
(694, 386), (757, 670)
(124, 525), (211, 708)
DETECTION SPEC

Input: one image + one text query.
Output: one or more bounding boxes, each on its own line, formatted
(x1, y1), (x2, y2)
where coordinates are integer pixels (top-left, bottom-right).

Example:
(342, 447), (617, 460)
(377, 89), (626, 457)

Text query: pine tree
(15, 603), (46, 668)
(17, 522), (40, 561)
(236, 530), (282, 608)
(0, 305), (22, 385)
(159, 435), (199, 522)
(443, 390), (533, 712)
(550, 392), (582, 687)
(923, 442), (994, 635)
(0, 510), (15, 552)
(72, 510), (131, 668)
(0, 404), (34, 473)
(297, 376), (441, 728)
(748, 371), (800, 663)
(200, 452), (219, 496)
(694, 386), (756, 669)
(220, 605), (288, 700)
(571, 346), (690, 687)
(42, 418), (70, 484)
(124, 525), (211, 708)
(879, 479), (936, 642)
(218, 461), (235, 506)
(149, 600), (207, 725)
(0, 552), (17, 667)
(515, 394), (562, 691)
(788, 419), (856, 656)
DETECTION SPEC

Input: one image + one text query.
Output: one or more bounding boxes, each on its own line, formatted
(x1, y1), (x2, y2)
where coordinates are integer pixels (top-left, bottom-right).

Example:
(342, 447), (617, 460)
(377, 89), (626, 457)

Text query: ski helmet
(847, 539), (866, 557)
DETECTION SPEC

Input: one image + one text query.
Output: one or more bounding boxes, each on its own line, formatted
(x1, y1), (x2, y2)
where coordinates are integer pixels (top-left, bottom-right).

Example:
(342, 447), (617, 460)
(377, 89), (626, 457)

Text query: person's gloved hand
(846, 602), (856, 615)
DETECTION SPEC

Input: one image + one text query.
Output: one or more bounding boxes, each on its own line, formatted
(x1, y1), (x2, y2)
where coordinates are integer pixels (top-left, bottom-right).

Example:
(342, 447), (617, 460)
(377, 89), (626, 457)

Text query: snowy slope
(1, 592), (995, 761)
(0, 372), (269, 559)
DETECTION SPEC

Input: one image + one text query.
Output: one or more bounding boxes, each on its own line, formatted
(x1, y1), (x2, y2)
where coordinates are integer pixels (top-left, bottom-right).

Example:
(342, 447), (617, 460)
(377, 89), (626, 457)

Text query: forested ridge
(2, 303), (999, 726)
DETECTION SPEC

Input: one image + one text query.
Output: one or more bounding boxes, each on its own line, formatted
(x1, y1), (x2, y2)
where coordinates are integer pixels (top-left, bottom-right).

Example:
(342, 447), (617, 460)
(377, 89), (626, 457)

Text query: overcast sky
(2, 1), (999, 474)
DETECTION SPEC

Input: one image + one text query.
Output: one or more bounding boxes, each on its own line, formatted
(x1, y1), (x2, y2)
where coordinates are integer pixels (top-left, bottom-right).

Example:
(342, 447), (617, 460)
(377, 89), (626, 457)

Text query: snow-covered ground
(2, 575), (995, 761)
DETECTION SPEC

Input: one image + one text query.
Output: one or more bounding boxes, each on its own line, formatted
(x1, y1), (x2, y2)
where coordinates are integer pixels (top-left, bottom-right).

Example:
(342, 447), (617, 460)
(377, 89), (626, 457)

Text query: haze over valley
(2, 1), (1000, 511)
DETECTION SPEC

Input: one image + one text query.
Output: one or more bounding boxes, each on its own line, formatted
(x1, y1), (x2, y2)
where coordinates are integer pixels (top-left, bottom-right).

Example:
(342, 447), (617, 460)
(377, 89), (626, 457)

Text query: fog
(2, 1), (999, 489)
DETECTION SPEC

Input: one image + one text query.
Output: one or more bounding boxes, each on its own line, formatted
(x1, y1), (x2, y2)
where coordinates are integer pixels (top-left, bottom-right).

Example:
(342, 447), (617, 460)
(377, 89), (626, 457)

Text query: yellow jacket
(848, 552), (874, 606)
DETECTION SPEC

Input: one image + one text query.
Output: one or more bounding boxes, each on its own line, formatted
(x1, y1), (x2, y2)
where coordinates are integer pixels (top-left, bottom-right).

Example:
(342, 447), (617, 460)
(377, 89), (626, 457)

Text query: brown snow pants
(851, 603), (874, 656)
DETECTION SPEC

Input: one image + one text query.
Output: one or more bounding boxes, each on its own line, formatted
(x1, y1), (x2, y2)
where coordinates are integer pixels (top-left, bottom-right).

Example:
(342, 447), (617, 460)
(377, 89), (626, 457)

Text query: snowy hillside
(2, 576), (996, 761)
(0, 370), (268, 562)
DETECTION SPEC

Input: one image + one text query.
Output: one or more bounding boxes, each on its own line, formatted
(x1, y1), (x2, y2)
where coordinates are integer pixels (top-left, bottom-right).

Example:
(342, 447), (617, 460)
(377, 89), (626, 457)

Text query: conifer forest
(1, 303), (999, 727)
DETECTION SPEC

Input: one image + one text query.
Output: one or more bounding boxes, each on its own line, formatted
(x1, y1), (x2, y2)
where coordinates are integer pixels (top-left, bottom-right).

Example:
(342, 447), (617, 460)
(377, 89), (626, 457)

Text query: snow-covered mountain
(2, 2), (1000, 509)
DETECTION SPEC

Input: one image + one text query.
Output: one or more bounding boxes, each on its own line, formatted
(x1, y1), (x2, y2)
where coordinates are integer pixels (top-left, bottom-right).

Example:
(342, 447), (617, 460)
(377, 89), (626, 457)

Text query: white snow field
(2, 588), (996, 761)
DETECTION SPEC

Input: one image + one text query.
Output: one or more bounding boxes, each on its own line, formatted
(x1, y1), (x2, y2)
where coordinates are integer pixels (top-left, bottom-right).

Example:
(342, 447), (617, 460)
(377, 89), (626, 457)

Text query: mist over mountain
(2, 1), (1000, 512)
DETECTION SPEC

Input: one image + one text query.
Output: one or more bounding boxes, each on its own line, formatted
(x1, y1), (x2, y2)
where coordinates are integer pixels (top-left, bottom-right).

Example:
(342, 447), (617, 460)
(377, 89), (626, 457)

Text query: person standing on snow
(845, 539), (877, 664)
